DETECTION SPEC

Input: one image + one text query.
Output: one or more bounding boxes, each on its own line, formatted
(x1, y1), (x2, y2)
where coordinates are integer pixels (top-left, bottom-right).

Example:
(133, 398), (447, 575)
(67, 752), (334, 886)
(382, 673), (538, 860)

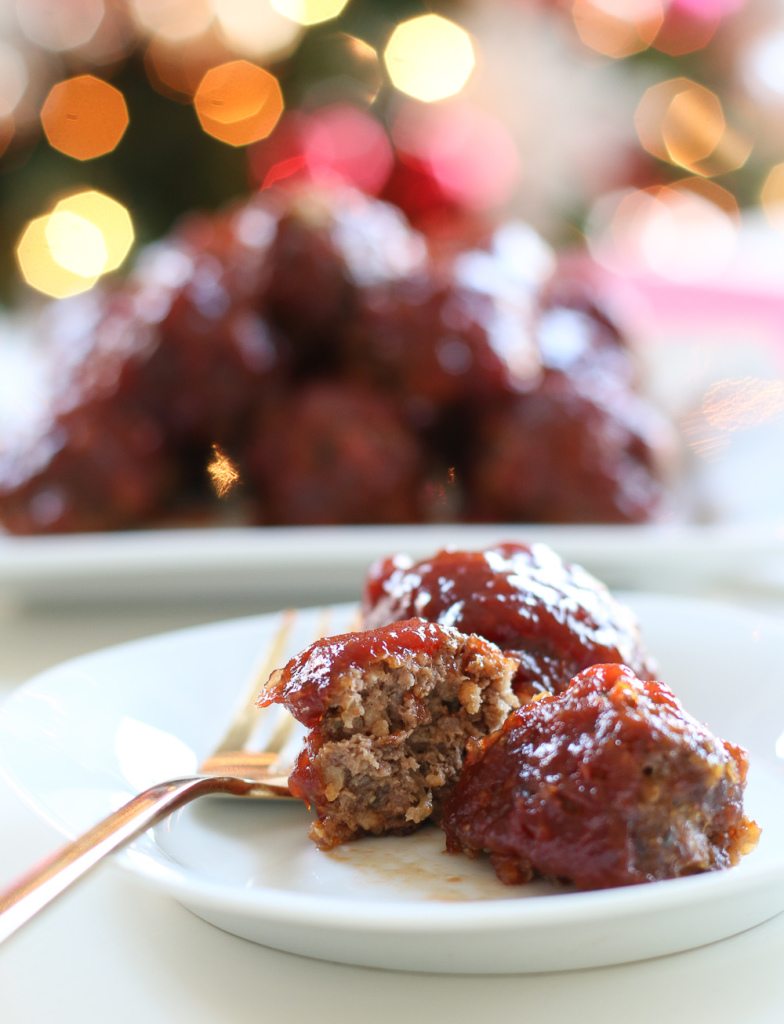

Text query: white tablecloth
(2, 595), (783, 1023)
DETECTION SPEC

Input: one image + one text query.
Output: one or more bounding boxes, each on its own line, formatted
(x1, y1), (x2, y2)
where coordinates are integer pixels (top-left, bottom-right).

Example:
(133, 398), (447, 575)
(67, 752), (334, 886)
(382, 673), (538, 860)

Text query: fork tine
(205, 608), (297, 760)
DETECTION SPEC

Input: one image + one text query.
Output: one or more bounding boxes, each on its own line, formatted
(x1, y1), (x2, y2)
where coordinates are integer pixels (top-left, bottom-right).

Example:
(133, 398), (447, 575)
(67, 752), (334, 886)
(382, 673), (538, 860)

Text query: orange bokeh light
(661, 84), (725, 170)
(40, 74), (129, 160)
(572, 0), (664, 59)
(634, 77), (750, 177)
(194, 60), (284, 146)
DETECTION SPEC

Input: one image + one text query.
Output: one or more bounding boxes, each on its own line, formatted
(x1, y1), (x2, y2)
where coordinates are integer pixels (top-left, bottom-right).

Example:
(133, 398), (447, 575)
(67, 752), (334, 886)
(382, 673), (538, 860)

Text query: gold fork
(0, 606), (343, 944)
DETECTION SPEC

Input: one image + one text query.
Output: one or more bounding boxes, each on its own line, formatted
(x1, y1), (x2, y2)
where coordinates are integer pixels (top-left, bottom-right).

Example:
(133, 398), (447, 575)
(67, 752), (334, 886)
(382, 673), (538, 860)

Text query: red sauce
(258, 617), (451, 728)
(363, 542), (652, 699)
(442, 664), (756, 889)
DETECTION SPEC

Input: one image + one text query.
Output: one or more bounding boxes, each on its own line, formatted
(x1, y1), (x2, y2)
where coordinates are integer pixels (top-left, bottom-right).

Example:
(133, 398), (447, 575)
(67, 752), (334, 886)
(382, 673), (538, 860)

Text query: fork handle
(0, 774), (254, 944)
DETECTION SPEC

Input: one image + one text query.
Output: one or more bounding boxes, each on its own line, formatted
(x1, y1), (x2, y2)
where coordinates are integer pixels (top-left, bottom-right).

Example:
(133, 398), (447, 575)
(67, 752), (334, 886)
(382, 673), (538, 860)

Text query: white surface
(1, 595), (782, 975)
(1, 595), (784, 1021)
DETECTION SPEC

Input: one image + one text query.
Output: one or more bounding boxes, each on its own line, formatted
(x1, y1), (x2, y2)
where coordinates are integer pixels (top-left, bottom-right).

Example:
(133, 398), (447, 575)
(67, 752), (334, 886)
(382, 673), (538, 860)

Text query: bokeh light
(15, 191), (135, 299)
(194, 60), (284, 146)
(271, 0), (349, 28)
(54, 191), (135, 272)
(392, 102), (519, 211)
(15, 0), (105, 52)
(251, 105), (392, 194)
(130, 0), (214, 43)
(760, 163), (784, 231)
(660, 83), (725, 170)
(0, 44), (29, 119)
(302, 104), (392, 192)
(40, 75), (129, 160)
(16, 215), (100, 298)
(743, 30), (784, 103)
(651, 0), (740, 57)
(211, 0), (303, 61)
(634, 77), (750, 177)
(588, 183), (738, 282)
(383, 14), (475, 104)
(45, 211), (108, 278)
(572, 0), (664, 60)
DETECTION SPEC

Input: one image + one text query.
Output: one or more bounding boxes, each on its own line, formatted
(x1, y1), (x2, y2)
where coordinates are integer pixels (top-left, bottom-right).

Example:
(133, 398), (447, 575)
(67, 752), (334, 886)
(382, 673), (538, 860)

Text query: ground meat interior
(259, 618), (518, 849)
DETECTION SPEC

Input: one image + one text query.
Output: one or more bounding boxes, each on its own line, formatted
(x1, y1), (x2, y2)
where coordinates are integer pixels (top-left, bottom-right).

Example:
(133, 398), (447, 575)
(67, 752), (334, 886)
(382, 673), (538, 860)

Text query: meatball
(362, 541), (652, 700)
(258, 618), (518, 849)
(243, 381), (426, 525)
(262, 187), (427, 342)
(0, 400), (176, 534)
(442, 663), (760, 889)
(465, 372), (675, 524)
(343, 274), (539, 428)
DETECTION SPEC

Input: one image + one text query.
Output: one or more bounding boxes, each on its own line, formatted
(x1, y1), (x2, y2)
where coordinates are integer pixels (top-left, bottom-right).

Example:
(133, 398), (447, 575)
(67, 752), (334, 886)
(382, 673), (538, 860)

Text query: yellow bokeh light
(130, 0), (214, 43)
(40, 75), (129, 160)
(383, 14), (475, 103)
(271, 0), (349, 28)
(45, 210), (108, 278)
(194, 60), (284, 146)
(54, 190), (135, 272)
(573, 0), (664, 59)
(213, 0), (303, 58)
(15, 191), (135, 299)
(16, 215), (100, 299)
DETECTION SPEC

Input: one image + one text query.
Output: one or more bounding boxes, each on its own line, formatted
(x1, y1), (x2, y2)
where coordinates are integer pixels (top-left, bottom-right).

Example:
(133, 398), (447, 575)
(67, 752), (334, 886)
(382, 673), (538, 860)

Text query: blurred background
(2, 0), (784, 536)
(2, 0), (784, 304)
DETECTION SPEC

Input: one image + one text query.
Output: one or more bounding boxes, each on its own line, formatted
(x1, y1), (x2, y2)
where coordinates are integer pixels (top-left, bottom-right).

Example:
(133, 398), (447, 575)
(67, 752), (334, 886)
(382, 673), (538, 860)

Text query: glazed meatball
(465, 372), (675, 524)
(243, 381), (426, 525)
(258, 618), (518, 849)
(0, 400), (176, 534)
(442, 663), (760, 889)
(362, 541), (653, 700)
(343, 274), (539, 428)
(262, 188), (427, 343)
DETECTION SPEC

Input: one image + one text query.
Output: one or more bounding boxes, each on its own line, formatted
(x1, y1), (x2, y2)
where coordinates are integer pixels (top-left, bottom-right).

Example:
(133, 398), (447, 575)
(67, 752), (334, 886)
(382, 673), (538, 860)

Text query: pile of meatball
(0, 187), (675, 535)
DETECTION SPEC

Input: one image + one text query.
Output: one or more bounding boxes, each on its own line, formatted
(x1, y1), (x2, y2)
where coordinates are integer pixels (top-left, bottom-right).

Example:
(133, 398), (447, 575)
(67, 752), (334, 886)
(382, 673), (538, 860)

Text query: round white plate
(0, 595), (782, 973)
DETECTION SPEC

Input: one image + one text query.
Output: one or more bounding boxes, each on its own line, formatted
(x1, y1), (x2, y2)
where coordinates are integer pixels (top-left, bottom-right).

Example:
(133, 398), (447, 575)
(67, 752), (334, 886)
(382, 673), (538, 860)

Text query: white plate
(0, 594), (782, 973)
(1, 520), (784, 606)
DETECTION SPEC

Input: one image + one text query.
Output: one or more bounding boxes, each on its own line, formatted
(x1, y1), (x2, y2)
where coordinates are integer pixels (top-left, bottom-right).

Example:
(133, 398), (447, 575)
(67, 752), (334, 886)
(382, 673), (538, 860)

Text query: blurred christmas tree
(1, 0), (782, 304)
